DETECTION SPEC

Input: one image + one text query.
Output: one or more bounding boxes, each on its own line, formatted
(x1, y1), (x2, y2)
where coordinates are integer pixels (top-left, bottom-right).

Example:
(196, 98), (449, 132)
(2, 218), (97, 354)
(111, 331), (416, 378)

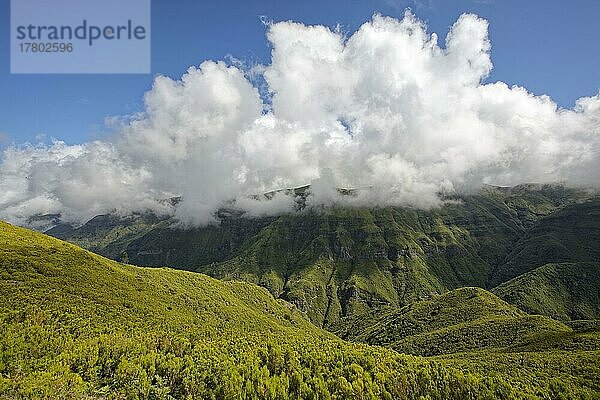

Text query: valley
(2, 184), (599, 398)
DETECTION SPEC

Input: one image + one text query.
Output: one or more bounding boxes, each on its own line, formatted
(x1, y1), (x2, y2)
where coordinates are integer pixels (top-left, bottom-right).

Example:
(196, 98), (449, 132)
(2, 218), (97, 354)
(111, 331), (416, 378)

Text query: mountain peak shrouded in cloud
(1, 11), (599, 227)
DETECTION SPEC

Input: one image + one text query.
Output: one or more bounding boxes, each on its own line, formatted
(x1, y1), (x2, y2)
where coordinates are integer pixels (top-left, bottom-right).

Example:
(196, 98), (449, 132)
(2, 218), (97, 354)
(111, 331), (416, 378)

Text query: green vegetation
(333, 287), (600, 397)
(436, 351), (600, 399)
(492, 262), (600, 320)
(48, 184), (600, 328)
(0, 211), (600, 399)
(47, 211), (276, 271)
(334, 287), (600, 356)
(7, 221), (589, 399)
(489, 199), (600, 286)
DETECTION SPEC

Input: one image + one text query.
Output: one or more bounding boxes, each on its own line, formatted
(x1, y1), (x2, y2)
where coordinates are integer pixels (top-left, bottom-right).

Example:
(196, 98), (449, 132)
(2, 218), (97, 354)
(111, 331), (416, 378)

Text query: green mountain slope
(489, 199), (600, 286)
(47, 211), (276, 270)
(46, 184), (597, 328)
(334, 287), (599, 356)
(492, 262), (600, 320)
(196, 206), (494, 328)
(0, 221), (538, 399)
(2, 222), (600, 398)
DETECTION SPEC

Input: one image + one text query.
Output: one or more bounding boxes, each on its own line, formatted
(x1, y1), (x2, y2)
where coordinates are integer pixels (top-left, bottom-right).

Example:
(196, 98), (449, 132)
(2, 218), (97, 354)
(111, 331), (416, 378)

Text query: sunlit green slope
(46, 184), (598, 329)
(492, 262), (600, 320)
(334, 287), (600, 356)
(1, 221), (560, 400)
(333, 286), (600, 397)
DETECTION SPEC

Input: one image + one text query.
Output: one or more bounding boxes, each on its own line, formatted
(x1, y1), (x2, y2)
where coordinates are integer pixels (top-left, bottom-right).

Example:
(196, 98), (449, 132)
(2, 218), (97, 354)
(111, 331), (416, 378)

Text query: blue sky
(0, 0), (599, 148)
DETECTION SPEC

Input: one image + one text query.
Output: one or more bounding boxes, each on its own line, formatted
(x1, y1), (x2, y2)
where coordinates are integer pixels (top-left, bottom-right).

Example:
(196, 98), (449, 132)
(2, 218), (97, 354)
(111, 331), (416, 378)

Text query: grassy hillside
(334, 287), (600, 356)
(492, 262), (600, 320)
(2, 222), (600, 398)
(490, 199), (600, 286)
(46, 184), (598, 328)
(0, 221), (556, 399)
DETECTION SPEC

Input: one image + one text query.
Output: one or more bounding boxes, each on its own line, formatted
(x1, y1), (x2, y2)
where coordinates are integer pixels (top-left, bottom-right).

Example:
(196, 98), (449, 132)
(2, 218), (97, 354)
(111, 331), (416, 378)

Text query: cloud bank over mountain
(1, 11), (599, 227)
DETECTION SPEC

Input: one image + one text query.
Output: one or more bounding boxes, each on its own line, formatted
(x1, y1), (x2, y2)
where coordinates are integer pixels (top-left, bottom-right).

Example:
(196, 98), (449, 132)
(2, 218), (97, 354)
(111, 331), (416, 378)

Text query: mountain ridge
(333, 286), (600, 356)
(45, 184), (600, 327)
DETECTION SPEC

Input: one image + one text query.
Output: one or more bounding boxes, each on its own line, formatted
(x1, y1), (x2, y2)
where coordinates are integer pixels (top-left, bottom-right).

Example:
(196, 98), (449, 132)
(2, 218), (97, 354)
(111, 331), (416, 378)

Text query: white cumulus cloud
(1, 11), (599, 227)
